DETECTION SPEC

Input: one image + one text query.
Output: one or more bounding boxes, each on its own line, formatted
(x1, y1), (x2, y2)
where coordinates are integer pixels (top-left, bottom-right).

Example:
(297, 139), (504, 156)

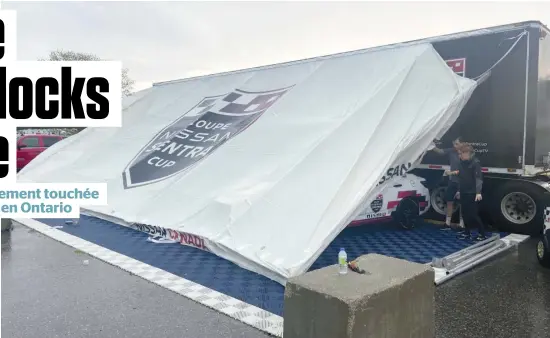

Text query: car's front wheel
(392, 197), (420, 230)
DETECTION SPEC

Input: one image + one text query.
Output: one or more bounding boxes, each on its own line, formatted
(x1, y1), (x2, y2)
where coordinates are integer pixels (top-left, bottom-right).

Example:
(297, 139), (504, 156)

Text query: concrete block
(283, 253), (434, 338)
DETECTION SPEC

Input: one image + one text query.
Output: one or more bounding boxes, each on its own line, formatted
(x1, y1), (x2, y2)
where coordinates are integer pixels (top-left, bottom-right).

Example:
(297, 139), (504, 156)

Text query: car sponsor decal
(370, 194), (384, 213)
(386, 190), (428, 210)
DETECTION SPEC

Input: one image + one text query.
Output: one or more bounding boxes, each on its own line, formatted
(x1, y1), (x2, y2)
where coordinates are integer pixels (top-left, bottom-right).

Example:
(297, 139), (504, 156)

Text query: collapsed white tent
(18, 43), (477, 284)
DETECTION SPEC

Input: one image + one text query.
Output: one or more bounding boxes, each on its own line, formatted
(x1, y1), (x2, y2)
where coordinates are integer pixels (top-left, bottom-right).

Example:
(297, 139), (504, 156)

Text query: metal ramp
(431, 233), (528, 285)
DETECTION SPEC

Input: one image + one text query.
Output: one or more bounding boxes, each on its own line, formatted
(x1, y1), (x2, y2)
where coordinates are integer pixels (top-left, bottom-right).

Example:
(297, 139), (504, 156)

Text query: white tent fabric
(18, 43), (476, 284)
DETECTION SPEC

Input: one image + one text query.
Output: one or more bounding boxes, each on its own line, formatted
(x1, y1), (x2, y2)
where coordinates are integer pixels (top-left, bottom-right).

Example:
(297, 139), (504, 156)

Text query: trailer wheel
(536, 239), (550, 268)
(492, 182), (544, 235)
(430, 186), (459, 216)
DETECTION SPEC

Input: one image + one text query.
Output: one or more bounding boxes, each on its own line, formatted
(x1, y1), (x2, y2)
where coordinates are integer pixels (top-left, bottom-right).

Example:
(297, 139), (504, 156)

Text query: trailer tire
(537, 239), (550, 268)
(429, 186), (459, 217)
(491, 181), (544, 235)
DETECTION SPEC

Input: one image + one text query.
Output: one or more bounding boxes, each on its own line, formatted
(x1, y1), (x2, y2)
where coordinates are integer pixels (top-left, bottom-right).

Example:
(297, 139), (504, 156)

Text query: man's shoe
(440, 224), (452, 231)
(457, 232), (471, 240)
(474, 234), (488, 242)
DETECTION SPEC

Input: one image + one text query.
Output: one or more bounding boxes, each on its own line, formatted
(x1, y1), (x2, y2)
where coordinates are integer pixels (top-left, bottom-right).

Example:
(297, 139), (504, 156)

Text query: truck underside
(416, 169), (550, 235)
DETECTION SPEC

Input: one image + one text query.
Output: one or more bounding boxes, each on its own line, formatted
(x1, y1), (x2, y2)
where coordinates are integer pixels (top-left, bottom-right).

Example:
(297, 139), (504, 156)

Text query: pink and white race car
(349, 173), (431, 229)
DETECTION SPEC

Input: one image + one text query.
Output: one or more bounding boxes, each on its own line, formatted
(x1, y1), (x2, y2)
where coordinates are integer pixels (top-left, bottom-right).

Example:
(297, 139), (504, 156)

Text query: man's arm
(474, 160), (483, 194)
(444, 169), (460, 176)
(432, 147), (451, 155)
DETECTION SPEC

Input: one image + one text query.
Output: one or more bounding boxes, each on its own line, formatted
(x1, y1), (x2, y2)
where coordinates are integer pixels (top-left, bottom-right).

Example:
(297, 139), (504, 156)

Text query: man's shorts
(445, 181), (459, 203)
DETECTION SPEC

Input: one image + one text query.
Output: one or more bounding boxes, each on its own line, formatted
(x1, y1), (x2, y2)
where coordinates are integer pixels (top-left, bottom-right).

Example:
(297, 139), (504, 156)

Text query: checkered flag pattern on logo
(122, 86), (292, 189)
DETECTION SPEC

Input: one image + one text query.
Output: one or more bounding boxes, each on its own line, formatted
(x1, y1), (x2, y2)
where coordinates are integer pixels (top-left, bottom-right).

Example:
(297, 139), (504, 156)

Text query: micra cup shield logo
(370, 194), (384, 213)
(122, 86), (292, 189)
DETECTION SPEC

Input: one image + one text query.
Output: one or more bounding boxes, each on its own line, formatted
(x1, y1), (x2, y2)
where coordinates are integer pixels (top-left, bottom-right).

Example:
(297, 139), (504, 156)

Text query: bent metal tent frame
(18, 43), (477, 285)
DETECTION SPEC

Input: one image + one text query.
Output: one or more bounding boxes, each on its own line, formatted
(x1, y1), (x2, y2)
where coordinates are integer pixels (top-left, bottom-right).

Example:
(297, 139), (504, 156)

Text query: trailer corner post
(522, 30), (530, 171)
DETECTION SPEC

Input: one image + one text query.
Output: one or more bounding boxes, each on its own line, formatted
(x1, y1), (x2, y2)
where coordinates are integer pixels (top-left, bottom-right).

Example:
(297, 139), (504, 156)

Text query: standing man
(431, 137), (463, 229)
(448, 144), (487, 241)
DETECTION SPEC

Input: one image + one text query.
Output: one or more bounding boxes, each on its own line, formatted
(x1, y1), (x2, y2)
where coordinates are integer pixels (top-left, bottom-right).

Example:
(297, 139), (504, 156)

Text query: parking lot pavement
(1, 225), (271, 338)
(435, 238), (550, 338)
(3, 223), (550, 338)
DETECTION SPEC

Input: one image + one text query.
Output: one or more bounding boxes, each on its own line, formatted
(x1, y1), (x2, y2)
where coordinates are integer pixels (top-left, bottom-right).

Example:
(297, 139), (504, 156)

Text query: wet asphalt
(1, 225), (265, 338)
(435, 236), (550, 338)
(2, 223), (550, 338)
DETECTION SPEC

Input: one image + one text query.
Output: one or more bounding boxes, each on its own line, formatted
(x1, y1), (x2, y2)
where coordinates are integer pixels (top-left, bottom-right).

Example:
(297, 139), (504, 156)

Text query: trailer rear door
(422, 28), (530, 170)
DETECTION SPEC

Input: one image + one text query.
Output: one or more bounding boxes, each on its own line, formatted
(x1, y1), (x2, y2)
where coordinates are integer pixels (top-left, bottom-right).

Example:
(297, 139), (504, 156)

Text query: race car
(349, 173), (431, 229)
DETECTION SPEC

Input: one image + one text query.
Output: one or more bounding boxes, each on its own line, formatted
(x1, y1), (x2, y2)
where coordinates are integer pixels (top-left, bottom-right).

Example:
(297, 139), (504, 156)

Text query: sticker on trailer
(445, 58), (466, 77)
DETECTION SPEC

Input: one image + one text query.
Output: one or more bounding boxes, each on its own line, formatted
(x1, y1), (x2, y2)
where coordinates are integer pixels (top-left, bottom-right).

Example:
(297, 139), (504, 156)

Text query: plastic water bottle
(338, 248), (348, 275)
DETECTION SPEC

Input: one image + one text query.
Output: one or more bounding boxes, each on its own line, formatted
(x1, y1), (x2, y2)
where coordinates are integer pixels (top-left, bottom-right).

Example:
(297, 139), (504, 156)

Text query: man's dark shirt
(458, 157), (483, 194)
(442, 148), (460, 183)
